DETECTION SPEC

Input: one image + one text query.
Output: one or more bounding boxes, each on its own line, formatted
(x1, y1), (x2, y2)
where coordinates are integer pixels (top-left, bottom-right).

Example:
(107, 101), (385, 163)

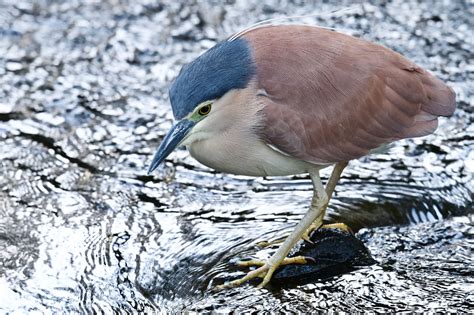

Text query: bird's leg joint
(311, 189), (328, 209)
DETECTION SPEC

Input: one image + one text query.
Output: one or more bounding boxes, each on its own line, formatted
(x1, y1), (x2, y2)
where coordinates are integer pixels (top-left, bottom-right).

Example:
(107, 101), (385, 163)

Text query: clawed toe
(236, 259), (266, 267)
(237, 255), (312, 268)
(321, 222), (353, 234)
(215, 264), (270, 291)
(216, 255), (315, 290)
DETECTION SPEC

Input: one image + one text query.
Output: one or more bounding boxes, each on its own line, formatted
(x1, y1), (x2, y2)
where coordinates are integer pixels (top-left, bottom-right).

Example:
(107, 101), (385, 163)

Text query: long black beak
(147, 119), (195, 175)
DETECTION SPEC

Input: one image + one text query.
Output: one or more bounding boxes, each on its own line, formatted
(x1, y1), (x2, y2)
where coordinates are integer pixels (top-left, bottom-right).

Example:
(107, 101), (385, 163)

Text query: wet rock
(271, 229), (375, 286)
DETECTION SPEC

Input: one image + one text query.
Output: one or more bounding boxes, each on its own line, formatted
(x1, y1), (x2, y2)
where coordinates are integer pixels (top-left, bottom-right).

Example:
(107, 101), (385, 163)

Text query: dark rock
(271, 229), (375, 286)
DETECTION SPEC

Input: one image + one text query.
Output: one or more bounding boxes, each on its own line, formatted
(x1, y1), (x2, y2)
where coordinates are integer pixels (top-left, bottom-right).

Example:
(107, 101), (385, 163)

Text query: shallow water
(0, 0), (473, 313)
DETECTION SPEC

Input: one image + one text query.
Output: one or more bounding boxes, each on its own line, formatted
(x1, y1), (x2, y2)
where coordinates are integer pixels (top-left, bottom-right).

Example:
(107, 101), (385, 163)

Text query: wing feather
(243, 25), (455, 164)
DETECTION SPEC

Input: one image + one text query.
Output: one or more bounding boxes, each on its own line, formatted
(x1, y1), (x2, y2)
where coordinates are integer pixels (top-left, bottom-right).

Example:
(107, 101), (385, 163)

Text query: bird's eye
(198, 104), (212, 116)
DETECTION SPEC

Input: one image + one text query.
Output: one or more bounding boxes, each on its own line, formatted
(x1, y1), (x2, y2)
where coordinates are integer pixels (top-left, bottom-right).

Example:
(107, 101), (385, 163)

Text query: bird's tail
(400, 70), (456, 138)
(419, 71), (456, 117)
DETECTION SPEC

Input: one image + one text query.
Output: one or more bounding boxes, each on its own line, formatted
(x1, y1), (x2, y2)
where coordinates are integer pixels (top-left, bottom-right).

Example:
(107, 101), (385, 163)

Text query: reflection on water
(0, 0), (473, 313)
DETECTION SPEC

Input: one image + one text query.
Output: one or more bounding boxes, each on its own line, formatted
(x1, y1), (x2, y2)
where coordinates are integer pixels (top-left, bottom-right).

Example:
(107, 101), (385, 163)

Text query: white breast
(182, 86), (327, 176)
(188, 133), (319, 176)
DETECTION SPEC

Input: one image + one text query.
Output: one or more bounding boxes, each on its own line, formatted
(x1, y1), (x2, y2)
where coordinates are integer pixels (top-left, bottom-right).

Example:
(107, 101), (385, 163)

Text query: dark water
(0, 0), (473, 313)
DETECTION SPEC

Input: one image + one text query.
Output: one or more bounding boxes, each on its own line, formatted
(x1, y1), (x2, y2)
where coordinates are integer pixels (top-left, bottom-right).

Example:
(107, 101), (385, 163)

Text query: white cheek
(181, 129), (210, 146)
(180, 87), (261, 148)
(179, 116), (215, 146)
(181, 109), (228, 147)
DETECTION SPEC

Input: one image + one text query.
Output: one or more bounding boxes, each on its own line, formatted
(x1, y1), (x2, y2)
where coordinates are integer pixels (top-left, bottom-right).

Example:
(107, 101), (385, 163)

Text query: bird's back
(242, 25), (456, 164)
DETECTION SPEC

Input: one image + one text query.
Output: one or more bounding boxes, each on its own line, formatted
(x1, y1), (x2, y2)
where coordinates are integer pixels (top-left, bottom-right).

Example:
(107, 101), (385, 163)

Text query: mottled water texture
(0, 0), (473, 313)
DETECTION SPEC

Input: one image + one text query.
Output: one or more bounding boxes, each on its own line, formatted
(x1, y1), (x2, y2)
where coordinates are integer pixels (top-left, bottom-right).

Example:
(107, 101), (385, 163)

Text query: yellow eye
(198, 104), (212, 116)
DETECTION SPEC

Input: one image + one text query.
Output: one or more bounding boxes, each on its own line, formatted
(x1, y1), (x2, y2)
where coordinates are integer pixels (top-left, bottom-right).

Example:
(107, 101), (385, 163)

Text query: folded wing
(243, 25), (456, 164)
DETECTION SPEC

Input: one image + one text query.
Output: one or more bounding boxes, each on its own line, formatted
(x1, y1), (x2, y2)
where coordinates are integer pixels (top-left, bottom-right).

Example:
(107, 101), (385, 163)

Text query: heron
(147, 25), (456, 288)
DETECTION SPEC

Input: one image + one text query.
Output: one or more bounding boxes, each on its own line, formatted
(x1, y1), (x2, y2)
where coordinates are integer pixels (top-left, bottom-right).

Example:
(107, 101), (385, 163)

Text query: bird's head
(147, 38), (256, 174)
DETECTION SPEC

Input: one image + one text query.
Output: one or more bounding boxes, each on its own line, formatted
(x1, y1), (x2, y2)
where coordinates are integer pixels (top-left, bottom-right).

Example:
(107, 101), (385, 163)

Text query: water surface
(0, 0), (473, 313)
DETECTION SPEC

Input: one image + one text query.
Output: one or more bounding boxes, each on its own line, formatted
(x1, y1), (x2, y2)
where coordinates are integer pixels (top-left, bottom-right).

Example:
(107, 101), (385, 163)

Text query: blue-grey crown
(169, 38), (256, 120)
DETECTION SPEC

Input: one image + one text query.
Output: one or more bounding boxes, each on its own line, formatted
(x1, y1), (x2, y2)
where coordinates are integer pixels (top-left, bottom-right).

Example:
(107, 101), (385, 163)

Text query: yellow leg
(325, 161), (348, 199)
(303, 162), (349, 240)
(216, 169), (328, 290)
(256, 162), (349, 247)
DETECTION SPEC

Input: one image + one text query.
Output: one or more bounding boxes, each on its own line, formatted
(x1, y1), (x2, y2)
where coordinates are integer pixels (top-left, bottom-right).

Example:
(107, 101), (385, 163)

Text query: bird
(147, 24), (456, 288)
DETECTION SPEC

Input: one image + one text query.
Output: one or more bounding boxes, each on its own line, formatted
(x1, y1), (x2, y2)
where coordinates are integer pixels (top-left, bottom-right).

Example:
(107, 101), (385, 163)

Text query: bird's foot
(215, 263), (271, 290)
(321, 222), (353, 233)
(302, 222), (353, 242)
(216, 256), (313, 290)
(237, 255), (313, 267)
(256, 223), (352, 248)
